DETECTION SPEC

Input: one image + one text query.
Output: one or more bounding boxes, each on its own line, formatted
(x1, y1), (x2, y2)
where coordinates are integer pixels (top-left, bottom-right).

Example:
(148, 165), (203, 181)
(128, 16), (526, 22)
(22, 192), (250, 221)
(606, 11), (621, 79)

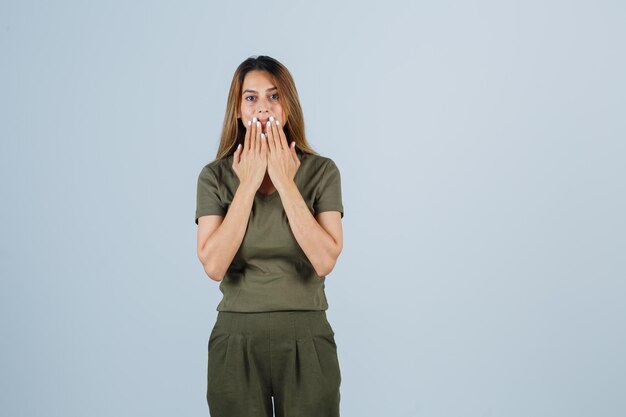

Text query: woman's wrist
(237, 180), (258, 199)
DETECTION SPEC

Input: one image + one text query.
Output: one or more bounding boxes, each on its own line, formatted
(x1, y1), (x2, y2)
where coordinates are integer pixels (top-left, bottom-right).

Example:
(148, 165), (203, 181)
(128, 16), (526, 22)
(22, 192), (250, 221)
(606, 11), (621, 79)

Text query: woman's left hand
(265, 117), (300, 190)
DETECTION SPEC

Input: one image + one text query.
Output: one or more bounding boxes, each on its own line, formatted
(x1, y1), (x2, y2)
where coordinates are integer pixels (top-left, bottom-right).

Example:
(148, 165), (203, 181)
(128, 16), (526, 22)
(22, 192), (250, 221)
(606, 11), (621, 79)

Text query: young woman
(195, 55), (344, 417)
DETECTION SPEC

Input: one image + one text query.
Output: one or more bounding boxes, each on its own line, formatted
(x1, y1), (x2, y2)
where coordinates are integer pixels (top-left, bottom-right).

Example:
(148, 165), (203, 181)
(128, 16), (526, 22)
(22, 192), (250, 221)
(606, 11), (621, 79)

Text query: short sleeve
(195, 165), (226, 224)
(313, 159), (344, 218)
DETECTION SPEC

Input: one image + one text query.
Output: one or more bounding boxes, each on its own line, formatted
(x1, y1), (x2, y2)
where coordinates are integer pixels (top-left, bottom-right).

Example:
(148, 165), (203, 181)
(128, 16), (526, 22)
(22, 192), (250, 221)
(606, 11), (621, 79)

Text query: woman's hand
(232, 118), (268, 191)
(265, 116), (300, 190)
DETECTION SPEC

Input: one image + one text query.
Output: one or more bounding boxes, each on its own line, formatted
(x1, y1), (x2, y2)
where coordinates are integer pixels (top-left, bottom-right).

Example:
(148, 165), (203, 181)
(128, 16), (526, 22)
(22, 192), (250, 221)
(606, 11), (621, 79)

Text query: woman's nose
(256, 98), (274, 112)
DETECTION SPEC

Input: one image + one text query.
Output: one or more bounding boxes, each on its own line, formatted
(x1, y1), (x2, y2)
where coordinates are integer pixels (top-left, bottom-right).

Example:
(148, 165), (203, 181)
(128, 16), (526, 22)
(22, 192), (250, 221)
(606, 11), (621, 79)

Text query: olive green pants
(207, 310), (341, 417)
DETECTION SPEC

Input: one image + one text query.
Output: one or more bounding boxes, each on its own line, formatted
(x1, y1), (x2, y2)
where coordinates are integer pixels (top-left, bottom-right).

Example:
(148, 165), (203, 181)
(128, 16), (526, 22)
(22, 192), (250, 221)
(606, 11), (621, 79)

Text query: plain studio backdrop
(1, 1), (624, 416)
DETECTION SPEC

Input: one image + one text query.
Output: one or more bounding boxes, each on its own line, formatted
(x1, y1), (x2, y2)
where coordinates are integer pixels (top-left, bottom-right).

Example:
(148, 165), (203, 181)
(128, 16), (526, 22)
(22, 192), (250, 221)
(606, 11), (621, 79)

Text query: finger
(268, 118), (278, 150)
(255, 118), (262, 153)
(260, 132), (268, 158)
(266, 119), (277, 155)
(243, 118), (252, 152)
(234, 143), (242, 164)
(251, 119), (257, 154)
(277, 119), (289, 148)
(289, 140), (297, 163)
(255, 119), (262, 154)
(246, 117), (256, 152)
(268, 120), (283, 152)
(272, 117), (286, 151)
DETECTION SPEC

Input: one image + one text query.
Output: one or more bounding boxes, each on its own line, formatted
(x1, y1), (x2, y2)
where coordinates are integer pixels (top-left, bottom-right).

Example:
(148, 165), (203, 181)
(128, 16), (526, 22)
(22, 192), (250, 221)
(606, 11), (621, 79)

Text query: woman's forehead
(243, 70), (276, 88)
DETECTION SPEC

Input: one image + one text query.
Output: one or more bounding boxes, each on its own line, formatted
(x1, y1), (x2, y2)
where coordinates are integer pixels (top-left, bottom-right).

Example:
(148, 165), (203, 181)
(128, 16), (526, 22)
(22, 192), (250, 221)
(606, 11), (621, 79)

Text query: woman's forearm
(199, 183), (256, 280)
(277, 181), (340, 277)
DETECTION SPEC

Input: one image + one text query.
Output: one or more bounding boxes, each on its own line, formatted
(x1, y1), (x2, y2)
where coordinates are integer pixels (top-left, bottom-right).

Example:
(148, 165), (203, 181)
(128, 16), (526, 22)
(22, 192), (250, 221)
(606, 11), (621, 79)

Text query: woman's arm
(197, 183), (257, 281)
(277, 181), (343, 277)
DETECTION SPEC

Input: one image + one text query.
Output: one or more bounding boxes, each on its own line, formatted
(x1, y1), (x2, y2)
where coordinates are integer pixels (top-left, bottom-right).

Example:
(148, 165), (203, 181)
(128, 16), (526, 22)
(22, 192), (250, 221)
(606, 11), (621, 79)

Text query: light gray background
(1, 1), (624, 416)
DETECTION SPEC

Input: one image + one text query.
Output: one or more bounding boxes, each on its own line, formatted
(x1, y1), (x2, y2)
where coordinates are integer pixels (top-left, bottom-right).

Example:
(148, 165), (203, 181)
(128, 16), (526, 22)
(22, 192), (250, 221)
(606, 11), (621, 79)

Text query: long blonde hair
(213, 55), (319, 161)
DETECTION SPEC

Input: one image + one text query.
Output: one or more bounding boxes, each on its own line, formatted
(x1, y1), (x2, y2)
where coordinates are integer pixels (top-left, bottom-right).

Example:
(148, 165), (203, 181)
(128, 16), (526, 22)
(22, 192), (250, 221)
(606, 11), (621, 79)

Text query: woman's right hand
(232, 118), (268, 191)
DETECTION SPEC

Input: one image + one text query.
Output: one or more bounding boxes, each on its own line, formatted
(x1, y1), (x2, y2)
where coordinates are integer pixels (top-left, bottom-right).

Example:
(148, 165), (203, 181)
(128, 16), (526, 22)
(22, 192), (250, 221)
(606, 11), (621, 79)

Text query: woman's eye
(245, 94), (278, 102)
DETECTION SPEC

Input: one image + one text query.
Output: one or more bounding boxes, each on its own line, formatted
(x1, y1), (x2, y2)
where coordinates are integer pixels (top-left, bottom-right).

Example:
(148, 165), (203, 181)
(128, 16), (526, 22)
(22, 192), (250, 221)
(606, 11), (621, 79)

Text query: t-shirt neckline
(255, 189), (279, 200)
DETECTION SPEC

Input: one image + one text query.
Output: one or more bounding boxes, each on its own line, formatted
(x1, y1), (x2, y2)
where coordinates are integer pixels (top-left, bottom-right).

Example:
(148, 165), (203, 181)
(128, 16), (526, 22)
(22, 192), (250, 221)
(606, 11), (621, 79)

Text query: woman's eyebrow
(243, 86), (278, 94)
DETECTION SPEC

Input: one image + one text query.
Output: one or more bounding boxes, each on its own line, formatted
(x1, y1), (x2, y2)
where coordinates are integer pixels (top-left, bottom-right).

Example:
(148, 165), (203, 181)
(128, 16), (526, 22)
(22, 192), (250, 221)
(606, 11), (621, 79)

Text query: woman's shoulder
(299, 151), (338, 171)
(200, 154), (234, 176)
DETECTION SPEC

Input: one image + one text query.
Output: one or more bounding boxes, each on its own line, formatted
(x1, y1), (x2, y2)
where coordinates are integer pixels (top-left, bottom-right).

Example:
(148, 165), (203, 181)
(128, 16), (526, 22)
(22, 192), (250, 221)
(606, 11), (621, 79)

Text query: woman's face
(238, 70), (285, 135)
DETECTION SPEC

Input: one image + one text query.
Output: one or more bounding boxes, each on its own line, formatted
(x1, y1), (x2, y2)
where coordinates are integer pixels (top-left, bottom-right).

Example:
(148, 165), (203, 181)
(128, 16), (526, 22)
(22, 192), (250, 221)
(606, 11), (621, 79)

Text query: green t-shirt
(195, 149), (344, 312)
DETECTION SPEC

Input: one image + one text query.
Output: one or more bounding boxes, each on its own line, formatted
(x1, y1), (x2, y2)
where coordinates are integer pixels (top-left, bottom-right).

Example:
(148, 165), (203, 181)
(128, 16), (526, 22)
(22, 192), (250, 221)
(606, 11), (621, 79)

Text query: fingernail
(276, 120), (280, 125)
(237, 143), (241, 149)
(270, 116), (274, 121)
(257, 121), (260, 127)
(261, 133), (265, 140)
(266, 121), (271, 127)
(248, 120), (251, 126)
(253, 117), (257, 122)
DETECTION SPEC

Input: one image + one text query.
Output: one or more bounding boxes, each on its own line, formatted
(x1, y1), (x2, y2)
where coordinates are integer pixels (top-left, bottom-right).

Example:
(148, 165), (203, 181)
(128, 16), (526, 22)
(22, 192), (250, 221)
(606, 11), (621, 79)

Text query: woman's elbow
(199, 256), (224, 282)
(317, 257), (338, 278)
